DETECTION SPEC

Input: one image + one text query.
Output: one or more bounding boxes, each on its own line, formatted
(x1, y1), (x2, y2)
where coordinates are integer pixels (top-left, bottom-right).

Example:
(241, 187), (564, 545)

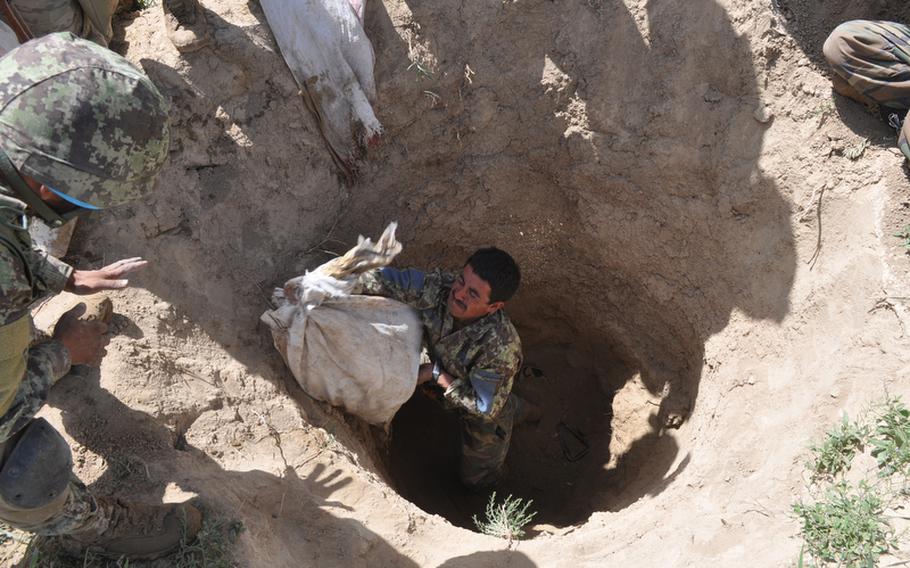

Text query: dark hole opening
(382, 339), (636, 531)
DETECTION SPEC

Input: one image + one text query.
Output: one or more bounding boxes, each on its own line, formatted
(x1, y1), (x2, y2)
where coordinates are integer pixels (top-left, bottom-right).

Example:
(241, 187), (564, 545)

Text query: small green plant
(894, 226), (910, 251)
(843, 139), (870, 161)
(808, 413), (866, 480)
(793, 481), (895, 567)
(811, 100), (835, 121)
(472, 492), (537, 541)
(869, 397), (910, 476)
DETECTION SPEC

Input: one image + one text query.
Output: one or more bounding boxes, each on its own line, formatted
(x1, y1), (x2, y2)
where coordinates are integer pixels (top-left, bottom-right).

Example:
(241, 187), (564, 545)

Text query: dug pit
(384, 341), (629, 530)
(346, 0), (797, 532)
(22, 0), (910, 565)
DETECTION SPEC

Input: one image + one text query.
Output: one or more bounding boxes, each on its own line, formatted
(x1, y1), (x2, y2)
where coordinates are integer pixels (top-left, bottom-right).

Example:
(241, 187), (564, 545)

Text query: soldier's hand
(53, 316), (109, 367)
(417, 363), (434, 384)
(66, 257), (148, 294)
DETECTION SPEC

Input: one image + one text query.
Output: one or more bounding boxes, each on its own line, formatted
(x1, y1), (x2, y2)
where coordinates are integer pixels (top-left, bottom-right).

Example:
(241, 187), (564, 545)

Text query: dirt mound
(5, 0), (910, 566)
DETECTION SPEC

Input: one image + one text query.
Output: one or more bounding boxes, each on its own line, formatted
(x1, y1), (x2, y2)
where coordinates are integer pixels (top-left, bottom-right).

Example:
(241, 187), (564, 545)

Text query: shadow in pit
(829, 96), (897, 150)
(351, 0), (795, 524)
(24, 363), (420, 568)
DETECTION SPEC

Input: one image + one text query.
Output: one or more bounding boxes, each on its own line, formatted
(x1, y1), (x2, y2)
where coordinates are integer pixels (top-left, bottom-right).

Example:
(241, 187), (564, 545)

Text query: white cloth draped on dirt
(260, 223), (421, 426)
(260, 0), (381, 175)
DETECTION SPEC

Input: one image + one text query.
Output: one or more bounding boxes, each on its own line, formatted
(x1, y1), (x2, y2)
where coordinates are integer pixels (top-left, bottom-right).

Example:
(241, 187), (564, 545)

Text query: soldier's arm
(0, 246), (72, 443)
(0, 338), (70, 443)
(26, 247), (73, 297)
(358, 267), (441, 309)
(441, 343), (522, 419)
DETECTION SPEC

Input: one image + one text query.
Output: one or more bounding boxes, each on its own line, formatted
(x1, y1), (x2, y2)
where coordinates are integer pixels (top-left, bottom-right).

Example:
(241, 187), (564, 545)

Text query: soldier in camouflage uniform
(360, 248), (528, 489)
(824, 20), (910, 161)
(7, 0), (118, 48)
(1, 0), (209, 54)
(0, 33), (201, 559)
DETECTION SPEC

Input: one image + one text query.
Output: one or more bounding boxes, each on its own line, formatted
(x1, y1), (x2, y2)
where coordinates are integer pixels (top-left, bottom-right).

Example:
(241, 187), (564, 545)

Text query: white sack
(0, 21), (19, 57)
(260, 0), (381, 169)
(261, 224), (421, 425)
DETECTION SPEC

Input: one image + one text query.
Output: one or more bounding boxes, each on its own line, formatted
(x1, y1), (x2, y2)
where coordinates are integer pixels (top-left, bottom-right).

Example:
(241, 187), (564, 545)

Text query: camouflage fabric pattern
(0, 333), (70, 443)
(460, 395), (518, 488)
(0, 193), (94, 535)
(824, 20), (910, 161)
(360, 267), (523, 420)
(0, 192), (72, 441)
(360, 267), (523, 487)
(0, 468), (106, 534)
(824, 20), (910, 109)
(8, 0), (86, 40)
(0, 193), (73, 327)
(0, 32), (170, 209)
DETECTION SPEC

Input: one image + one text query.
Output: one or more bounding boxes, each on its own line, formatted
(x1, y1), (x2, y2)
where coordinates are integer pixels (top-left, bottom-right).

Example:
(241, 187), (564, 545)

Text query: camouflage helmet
(0, 32), (169, 223)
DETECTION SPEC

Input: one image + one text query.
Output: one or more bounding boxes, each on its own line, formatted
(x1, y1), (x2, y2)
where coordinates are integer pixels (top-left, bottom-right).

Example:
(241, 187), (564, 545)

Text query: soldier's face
(23, 174), (76, 213)
(448, 264), (504, 322)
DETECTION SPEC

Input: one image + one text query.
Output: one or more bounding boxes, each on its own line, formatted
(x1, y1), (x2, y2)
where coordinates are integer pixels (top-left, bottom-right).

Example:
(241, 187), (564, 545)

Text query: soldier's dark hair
(465, 247), (521, 303)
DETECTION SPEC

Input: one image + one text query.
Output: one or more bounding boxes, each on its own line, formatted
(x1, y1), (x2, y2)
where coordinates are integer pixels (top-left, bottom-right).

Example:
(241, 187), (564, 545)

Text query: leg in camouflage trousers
(459, 394), (519, 490)
(823, 20), (910, 160)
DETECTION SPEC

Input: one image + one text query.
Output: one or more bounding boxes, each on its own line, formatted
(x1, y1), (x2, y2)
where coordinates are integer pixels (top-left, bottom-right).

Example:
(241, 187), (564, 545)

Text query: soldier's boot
(163, 0), (210, 52)
(65, 498), (202, 560)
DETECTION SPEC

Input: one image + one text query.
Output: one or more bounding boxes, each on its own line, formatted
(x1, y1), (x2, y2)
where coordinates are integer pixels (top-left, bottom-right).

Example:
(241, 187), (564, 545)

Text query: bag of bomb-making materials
(261, 223), (421, 426)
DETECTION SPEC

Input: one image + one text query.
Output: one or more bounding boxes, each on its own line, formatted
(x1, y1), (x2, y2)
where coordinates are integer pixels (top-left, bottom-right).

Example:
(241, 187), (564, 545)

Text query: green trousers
(459, 394), (519, 489)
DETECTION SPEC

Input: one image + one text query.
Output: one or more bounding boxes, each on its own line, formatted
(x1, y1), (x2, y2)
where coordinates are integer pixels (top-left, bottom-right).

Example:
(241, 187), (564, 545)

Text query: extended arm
(359, 267), (441, 309)
(420, 348), (521, 419)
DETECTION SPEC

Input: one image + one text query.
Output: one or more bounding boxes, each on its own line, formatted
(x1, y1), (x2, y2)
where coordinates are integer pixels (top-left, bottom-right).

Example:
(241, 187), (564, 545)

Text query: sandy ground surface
(4, 0), (910, 566)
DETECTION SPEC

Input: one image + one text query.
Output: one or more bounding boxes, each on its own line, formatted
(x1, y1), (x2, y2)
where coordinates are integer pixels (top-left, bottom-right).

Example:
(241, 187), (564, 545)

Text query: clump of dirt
(5, 0), (910, 566)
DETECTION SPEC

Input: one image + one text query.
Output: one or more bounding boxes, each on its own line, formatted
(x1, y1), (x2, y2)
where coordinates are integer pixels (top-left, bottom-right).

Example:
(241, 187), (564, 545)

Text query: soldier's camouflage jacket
(0, 33), (169, 447)
(0, 187), (72, 444)
(360, 267), (522, 421)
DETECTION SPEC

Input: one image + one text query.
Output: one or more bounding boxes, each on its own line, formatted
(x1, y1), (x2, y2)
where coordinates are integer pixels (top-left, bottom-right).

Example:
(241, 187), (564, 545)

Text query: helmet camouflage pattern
(0, 32), (170, 209)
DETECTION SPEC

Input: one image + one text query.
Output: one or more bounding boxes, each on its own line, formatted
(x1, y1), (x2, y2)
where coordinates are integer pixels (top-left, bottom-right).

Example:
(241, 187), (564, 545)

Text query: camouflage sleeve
(27, 247), (73, 297)
(0, 246), (34, 325)
(358, 268), (443, 310)
(443, 337), (522, 419)
(0, 339), (71, 443)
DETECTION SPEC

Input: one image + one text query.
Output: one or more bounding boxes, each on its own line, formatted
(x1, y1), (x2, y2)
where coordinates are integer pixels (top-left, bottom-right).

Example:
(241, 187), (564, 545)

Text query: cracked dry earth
(5, 0), (910, 566)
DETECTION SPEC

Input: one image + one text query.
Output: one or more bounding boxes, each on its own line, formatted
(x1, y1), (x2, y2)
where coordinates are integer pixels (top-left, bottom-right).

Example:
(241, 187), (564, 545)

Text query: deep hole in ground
(341, 0), (798, 533)
(12, 0), (905, 565)
(379, 331), (641, 530)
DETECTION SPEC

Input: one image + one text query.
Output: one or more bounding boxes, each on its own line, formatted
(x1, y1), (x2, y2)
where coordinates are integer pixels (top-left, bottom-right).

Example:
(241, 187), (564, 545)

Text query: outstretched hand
(66, 257), (148, 295)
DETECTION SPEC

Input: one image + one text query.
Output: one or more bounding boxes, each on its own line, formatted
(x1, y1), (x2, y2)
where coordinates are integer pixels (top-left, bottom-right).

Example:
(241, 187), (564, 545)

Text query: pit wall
(348, 0), (795, 500)
(347, 0), (910, 562)
(61, 0), (910, 566)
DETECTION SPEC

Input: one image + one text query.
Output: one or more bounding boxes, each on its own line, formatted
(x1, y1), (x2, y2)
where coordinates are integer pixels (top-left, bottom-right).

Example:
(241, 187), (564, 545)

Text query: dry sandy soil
(6, 0), (910, 566)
